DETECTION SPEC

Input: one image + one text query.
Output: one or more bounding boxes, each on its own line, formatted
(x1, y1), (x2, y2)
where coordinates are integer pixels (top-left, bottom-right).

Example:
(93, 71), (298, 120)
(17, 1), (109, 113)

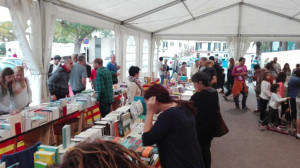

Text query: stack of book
(100, 135), (157, 166)
(34, 144), (59, 168)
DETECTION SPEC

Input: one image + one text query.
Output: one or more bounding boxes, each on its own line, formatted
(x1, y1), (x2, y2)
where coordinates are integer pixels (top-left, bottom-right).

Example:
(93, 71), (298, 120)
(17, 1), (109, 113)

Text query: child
(0, 68), (20, 114)
(13, 66), (32, 109)
(259, 72), (271, 122)
(260, 84), (291, 130)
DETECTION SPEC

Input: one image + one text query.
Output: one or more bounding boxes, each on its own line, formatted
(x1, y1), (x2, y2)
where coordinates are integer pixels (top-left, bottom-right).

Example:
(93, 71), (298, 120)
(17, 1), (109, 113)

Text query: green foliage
(53, 20), (114, 43)
(0, 21), (16, 42)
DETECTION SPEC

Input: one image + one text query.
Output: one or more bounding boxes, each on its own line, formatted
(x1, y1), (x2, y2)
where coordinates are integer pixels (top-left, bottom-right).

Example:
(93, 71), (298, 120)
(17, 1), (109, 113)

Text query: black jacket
(190, 88), (219, 143)
(48, 64), (54, 78)
(47, 66), (71, 96)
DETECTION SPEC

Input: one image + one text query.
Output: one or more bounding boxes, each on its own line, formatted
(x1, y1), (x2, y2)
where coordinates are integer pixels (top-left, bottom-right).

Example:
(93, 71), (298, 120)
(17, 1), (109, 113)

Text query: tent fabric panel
(244, 0), (300, 17)
(128, 3), (192, 32)
(240, 6), (300, 35)
(186, 0), (240, 17)
(0, 0), (5, 6)
(54, 4), (115, 31)
(60, 0), (173, 21)
(155, 6), (239, 35)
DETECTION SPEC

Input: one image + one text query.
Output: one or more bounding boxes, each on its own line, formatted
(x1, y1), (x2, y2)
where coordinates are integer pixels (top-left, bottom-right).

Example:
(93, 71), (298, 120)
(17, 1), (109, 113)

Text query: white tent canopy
(1, 0), (300, 104)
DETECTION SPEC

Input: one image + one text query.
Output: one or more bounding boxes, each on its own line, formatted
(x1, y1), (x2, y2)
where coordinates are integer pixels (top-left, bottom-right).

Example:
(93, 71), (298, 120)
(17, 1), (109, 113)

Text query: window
(223, 43), (227, 51)
(126, 36), (136, 75)
(153, 42), (158, 74)
(218, 43), (221, 51)
(163, 41), (168, 49)
(208, 43), (211, 51)
(179, 42), (182, 48)
(195, 42), (202, 51)
(142, 40), (149, 74)
(170, 41), (174, 46)
(184, 44), (187, 49)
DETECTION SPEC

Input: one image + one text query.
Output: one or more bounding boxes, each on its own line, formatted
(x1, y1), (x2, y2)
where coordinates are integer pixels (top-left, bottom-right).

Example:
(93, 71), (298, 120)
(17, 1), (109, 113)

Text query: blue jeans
(160, 75), (165, 85)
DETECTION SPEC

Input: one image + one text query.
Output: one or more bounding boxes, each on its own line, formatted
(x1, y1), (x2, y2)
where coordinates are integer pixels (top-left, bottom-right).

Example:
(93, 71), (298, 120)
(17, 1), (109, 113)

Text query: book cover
(34, 151), (55, 166)
(38, 145), (59, 164)
(141, 146), (154, 158)
(62, 125), (71, 148)
(8, 114), (22, 136)
(34, 161), (47, 168)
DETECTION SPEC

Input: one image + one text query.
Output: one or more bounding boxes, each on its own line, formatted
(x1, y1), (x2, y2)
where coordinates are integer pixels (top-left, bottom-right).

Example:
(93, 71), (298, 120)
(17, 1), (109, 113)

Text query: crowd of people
(1, 51), (300, 168)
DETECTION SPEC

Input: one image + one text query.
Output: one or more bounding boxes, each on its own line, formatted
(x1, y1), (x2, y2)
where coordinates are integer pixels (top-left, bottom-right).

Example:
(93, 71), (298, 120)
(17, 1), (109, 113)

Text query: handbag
(214, 107), (229, 137)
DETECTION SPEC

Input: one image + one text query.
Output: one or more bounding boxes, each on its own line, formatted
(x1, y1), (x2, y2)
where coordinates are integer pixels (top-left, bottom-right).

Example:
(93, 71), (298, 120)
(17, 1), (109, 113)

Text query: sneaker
(242, 106), (249, 111)
(268, 123), (274, 128)
(223, 95), (228, 101)
(276, 126), (281, 131)
(259, 123), (264, 131)
(236, 106), (241, 110)
(259, 120), (263, 124)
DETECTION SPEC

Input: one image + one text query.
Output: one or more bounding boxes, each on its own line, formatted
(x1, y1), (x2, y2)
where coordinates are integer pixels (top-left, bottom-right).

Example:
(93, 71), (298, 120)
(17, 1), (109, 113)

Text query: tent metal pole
(243, 2), (300, 24)
(123, 0), (185, 23)
(182, 1), (194, 19)
(45, 0), (152, 34)
(153, 2), (240, 34)
(291, 11), (300, 18)
(236, 1), (243, 58)
(45, 0), (120, 24)
(154, 34), (300, 38)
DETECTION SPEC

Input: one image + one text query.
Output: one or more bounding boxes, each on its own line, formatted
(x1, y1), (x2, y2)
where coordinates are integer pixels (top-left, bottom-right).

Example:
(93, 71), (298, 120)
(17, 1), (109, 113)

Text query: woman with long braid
(61, 140), (149, 168)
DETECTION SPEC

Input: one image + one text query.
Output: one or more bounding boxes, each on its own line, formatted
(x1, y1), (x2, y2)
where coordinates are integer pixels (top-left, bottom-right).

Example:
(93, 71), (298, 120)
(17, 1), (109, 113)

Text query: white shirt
(259, 80), (271, 100)
(14, 79), (32, 109)
(0, 86), (15, 113)
(274, 62), (281, 74)
(199, 66), (206, 72)
(127, 82), (141, 104)
(158, 61), (164, 75)
(269, 93), (287, 109)
(190, 64), (199, 77)
(52, 63), (60, 73)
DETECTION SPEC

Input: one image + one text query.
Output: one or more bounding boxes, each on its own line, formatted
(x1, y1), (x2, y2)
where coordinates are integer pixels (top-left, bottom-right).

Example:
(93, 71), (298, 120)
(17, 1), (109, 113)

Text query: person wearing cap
(191, 58), (200, 78)
(48, 55), (61, 78)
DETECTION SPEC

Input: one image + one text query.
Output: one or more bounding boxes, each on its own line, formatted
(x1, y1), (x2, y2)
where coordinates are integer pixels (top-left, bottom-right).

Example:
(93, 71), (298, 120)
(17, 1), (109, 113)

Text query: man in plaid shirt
(95, 58), (115, 117)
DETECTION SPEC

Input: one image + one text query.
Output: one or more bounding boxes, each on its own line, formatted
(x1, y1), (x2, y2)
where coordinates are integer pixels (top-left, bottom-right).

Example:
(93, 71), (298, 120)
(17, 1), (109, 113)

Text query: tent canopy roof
(45, 0), (300, 41)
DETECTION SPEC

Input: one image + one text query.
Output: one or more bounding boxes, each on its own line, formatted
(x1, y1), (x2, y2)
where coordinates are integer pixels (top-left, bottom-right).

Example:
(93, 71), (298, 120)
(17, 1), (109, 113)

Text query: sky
(0, 6), (12, 22)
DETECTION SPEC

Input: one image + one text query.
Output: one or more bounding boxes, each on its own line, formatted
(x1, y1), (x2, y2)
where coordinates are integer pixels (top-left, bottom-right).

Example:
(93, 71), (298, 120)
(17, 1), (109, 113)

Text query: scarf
(129, 76), (144, 96)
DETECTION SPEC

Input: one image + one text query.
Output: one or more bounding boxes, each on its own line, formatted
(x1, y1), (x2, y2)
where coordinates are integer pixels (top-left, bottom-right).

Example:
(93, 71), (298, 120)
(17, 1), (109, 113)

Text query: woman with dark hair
(0, 68), (20, 114)
(283, 63), (291, 77)
(259, 84), (290, 130)
(61, 140), (148, 168)
(127, 66), (144, 104)
(142, 84), (204, 168)
(259, 72), (272, 122)
(191, 72), (219, 168)
(223, 58), (235, 100)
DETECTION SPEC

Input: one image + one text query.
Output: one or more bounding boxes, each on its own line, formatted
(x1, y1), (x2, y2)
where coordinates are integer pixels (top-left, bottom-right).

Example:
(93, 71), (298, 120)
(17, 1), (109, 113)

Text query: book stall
(0, 79), (195, 168)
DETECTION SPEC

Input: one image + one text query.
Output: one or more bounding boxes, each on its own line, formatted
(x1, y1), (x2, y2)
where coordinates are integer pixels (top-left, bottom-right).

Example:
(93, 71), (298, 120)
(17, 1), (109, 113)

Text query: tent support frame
(153, 2), (240, 34)
(154, 34), (300, 38)
(123, 0), (185, 23)
(182, 1), (194, 19)
(243, 2), (300, 24)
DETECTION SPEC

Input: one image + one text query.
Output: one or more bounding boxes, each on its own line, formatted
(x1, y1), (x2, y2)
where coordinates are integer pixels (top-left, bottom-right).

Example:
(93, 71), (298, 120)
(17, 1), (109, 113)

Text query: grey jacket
(47, 66), (71, 96)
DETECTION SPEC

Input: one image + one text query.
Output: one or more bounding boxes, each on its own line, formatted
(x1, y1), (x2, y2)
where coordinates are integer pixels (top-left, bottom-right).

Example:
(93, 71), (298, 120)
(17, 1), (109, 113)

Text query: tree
(54, 21), (114, 54)
(0, 21), (16, 42)
(58, 21), (97, 53)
